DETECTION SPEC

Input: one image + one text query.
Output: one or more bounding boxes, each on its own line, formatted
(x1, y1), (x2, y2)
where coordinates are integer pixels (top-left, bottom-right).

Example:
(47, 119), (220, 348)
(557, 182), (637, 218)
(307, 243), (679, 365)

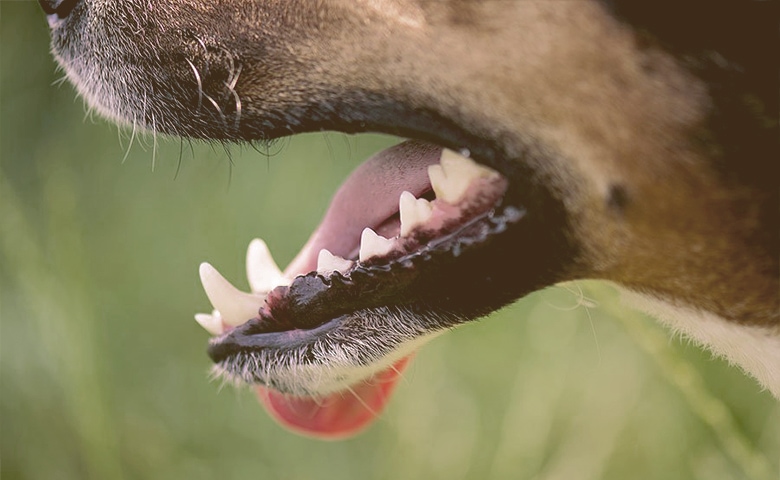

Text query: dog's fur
(42, 0), (778, 397)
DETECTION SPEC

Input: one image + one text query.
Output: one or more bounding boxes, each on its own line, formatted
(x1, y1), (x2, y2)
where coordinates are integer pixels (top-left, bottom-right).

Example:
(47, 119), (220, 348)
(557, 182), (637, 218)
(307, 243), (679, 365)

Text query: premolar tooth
(246, 238), (289, 293)
(428, 148), (498, 203)
(359, 228), (394, 262)
(199, 262), (264, 327)
(317, 249), (354, 275)
(399, 191), (433, 236)
(194, 311), (224, 336)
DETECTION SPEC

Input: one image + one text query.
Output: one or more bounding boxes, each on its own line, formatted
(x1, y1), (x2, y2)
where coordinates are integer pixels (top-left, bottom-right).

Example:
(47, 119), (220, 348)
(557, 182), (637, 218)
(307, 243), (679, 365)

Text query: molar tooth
(194, 311), (224, 336)
(429, 149), (498, 203)
(399, 191), (433, 236)
(317, 249), (354, 275)
(199, 262), (264, 327)
(246, 238), (289, 293)
(359, 228), (394, 263)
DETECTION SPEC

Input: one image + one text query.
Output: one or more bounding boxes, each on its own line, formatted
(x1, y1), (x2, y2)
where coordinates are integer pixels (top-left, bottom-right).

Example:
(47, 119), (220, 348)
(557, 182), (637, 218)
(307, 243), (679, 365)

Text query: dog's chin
(197, 139), (563, 438)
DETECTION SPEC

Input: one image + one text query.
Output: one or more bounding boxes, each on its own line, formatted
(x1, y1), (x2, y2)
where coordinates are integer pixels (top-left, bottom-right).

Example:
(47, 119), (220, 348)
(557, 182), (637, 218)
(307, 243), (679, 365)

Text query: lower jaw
(255, 356), (413, 439)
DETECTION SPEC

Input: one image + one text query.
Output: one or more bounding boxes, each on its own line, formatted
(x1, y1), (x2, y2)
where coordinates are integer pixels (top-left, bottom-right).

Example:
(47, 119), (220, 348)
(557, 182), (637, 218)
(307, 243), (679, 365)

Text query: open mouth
(41, 9), (574, 438)
(45, 3), (577, 435)
(194, 139), (531, 438)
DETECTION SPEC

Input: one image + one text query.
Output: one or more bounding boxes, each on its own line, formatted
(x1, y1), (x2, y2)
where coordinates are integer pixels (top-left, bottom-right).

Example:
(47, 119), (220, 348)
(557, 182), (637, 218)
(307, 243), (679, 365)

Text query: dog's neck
(620, 287), (780, 397)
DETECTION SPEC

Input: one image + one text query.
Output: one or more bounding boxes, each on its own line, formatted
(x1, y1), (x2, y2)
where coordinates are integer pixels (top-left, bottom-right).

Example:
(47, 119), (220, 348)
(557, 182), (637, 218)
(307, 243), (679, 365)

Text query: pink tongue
(256, 356), (413, 439)
(284, 141), (441, 274)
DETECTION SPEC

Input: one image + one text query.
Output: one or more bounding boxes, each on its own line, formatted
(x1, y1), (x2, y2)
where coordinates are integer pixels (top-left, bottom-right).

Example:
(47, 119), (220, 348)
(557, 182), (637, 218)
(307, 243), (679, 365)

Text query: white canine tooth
(317, 249), (354, 275)
(399, 191), (433, 236)
(428, 148), (498, 203)
(359, 228), (394, 262)
(194, 311), (224, 336)
(246, 238), (289, 293)
(199, 262), (264, 327)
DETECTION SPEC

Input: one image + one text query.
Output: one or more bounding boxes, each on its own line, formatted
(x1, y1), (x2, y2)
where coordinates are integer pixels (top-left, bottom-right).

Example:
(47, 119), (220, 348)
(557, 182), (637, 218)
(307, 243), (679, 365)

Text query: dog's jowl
(40, 0), (778, 438)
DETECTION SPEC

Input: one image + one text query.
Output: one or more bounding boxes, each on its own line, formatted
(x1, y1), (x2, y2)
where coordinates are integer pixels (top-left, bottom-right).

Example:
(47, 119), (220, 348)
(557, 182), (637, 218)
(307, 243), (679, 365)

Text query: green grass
(1, 4), (778, 479)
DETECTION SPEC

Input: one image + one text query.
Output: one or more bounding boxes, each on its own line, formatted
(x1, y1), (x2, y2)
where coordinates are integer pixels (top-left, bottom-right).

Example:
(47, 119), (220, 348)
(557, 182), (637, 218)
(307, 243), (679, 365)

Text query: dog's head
(41, 0), (778, 437)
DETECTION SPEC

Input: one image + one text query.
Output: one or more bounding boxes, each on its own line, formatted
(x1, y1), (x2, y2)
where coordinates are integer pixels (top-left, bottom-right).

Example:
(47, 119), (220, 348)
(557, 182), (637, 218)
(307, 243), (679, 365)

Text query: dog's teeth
(246, 238), (289, 293)
(399, 191), (433, 236)
(194, 311), (224, 336)
(359, 228), (394, 262)
(199, 262), (263, 327)
(317, 249), (354, 275)
(428, 148), (497, 204)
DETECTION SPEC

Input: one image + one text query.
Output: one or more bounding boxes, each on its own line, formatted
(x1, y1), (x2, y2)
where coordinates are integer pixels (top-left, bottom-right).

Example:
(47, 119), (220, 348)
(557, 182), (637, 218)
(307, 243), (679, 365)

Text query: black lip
(207, 314), (344, 363)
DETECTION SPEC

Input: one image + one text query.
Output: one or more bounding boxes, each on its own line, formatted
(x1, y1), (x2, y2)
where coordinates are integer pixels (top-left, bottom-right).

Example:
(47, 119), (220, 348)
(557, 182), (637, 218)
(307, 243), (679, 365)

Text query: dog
(40, 0), (778, 438)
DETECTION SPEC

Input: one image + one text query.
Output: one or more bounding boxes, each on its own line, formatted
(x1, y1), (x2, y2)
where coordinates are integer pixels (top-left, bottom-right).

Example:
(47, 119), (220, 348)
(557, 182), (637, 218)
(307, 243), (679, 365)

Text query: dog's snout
(39, 0), (79, 19)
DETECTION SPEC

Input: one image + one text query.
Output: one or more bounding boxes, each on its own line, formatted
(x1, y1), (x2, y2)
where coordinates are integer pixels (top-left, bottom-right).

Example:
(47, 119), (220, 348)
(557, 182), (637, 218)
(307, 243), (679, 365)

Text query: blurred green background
(1, 3), (777, 480)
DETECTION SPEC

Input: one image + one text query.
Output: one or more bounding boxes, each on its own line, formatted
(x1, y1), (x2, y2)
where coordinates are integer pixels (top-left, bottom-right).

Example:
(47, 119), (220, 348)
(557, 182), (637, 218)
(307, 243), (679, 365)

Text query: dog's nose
(39, 0), (80, 19)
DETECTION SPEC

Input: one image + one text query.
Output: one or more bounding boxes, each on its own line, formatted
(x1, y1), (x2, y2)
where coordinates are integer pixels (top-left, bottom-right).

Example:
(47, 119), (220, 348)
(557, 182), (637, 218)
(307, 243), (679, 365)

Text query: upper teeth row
(195, 148), (497, 335)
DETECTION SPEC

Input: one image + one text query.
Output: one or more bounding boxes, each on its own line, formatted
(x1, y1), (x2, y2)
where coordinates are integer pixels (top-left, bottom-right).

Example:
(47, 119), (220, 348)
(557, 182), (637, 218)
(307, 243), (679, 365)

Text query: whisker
(203, 92), (227, 127)
(193, 34), (210, 78)
(225, 80), (242, 131)
(344, 385), (378, 417)
(184, 58), (204, 111)
(122, 121), (138, 164)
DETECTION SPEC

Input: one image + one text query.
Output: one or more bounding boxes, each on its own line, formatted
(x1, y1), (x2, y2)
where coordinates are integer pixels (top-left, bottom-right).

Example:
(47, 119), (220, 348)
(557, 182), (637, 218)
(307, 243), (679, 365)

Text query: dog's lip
(207, 311), (343, 359)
